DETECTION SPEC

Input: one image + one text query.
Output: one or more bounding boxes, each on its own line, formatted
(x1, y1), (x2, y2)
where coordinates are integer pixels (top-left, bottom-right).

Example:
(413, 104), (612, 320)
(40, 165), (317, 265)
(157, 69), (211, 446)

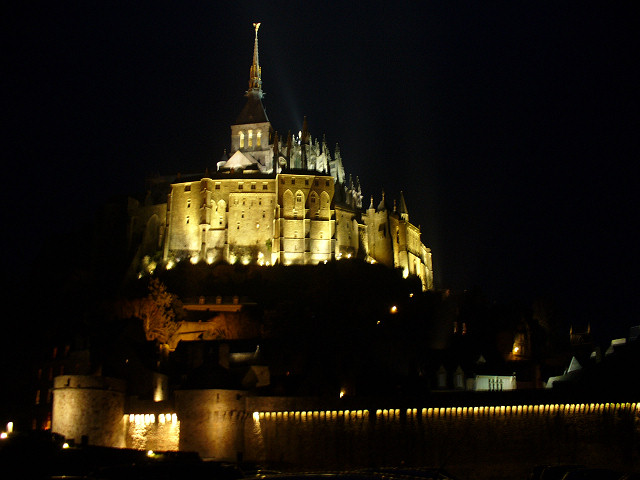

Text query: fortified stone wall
(242, 401), (639, 479)
(174, 389), (247, 461)
(52, 375), (126, 448)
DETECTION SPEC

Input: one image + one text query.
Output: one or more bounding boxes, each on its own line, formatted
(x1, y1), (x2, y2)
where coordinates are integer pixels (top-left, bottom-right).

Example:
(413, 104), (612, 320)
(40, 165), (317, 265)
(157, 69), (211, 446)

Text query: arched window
(309, 191), (319, 219)
(295, 190), (304, 218)
(283, 190), (294, 218)
(239, 131), (245, 148)
(320, 191), (330, 219)
(248, 130), (253, 147)
(257, 130), (262, 147)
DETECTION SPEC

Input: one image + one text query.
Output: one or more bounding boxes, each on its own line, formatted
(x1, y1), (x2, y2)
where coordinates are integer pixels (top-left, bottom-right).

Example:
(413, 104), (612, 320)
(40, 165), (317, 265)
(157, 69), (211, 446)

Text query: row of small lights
(252, 402), (638, 422)
(403, 402), (639, 417)
(253, 410), (369, 422)
(125, 413), (178, 425)
(163, 250), (364, 270)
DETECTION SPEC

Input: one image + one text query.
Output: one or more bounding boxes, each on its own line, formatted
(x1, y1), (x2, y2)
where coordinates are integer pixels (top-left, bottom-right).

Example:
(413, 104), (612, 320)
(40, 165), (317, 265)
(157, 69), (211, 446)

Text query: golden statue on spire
(248, 23), (262, 95)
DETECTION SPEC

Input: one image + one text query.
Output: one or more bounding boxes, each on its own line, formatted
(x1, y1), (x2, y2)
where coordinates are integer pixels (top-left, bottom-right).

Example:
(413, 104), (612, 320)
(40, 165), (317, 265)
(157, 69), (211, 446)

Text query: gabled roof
(223, 150), (258, 169)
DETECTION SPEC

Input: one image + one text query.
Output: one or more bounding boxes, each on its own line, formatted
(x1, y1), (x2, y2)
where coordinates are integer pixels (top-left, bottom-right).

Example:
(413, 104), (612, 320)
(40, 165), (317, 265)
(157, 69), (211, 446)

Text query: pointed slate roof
(235, 91), (269, 124)
(235, 23), (269, 125)
(398, 191), (408, 215)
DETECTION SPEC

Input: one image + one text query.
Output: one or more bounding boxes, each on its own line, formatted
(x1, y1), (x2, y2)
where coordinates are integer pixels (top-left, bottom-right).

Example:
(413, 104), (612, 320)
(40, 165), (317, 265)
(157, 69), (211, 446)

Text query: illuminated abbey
(130, 23), (433, 290)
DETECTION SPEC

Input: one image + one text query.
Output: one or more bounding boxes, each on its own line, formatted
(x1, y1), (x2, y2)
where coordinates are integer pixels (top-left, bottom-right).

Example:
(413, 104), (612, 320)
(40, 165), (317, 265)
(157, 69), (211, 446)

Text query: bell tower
(230, 23), (273, 171)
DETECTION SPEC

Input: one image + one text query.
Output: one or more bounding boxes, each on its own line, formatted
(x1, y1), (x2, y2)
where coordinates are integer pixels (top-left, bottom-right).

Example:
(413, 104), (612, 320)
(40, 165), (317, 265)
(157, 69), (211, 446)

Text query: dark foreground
(0, 431), (638, 480)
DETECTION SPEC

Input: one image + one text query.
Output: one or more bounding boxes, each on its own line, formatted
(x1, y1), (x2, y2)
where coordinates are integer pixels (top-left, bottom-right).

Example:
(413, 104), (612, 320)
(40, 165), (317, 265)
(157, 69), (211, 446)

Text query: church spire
(247, 22), (263, 97)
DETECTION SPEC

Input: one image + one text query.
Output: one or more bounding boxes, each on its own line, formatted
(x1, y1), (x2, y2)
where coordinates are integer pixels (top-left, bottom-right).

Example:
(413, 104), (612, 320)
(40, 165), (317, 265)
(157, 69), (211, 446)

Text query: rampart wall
(53, 378), (639, 480)
(243, 400), (639, 480)
(52, 375), (126, 448)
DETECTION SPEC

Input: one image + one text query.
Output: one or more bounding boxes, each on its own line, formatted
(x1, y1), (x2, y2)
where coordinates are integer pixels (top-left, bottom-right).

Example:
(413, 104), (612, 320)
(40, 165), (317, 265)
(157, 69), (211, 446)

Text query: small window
(262, 183), (268, 190)
(305, 179), (309, 186)
(292, 179), (295, 185)
(257, 131), (262, 147)
(186, 216), (190, 224)
(239, 183), (243, 190)
(215, 183), (221, 190)
(248, 130), (253, 147)
(239, 132), (245, 148)
(187, 199), (191, 208)
(251, 183), (256, 190)
(325, 180), (330, 186)
(185, 185), (191, 192)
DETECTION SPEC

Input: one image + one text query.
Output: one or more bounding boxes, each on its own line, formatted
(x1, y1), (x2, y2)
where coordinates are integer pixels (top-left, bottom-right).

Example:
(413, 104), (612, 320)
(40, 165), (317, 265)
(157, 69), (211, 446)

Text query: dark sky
(3, 2), (638, 341)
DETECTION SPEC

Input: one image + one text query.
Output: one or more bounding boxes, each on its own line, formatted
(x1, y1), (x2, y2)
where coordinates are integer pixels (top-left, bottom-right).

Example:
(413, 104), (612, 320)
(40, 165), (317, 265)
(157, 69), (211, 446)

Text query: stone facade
(51, 375), (126, 448)
(127, 24), (434, 290)
(51, 379), (639, 477)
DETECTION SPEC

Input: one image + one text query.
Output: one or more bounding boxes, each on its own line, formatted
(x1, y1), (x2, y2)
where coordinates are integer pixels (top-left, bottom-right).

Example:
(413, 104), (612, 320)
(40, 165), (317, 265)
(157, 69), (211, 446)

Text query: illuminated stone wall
(239, 400), (639, 478)
(136, 166), (434, 289)
(52, 375), (126, 448)
(174, 389), (247, 461)
(125, 413), (180, 452)
(55, 379), (637, 477)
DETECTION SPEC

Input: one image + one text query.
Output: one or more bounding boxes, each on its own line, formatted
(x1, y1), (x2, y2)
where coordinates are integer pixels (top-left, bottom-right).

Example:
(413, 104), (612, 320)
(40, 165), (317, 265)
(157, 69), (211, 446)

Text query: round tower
(52, 375), (126, 448)
(175, 389), (247, 461)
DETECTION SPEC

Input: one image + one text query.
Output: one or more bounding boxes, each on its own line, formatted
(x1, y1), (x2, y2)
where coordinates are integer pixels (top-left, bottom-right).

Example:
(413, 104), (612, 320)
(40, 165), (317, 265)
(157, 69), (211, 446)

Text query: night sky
(3, 2), (638, 342)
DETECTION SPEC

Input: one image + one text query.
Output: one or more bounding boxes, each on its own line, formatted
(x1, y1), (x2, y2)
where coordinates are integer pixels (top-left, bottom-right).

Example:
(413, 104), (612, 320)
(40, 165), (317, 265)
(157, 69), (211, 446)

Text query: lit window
(257, 131), (262, 146)
(248, 130), (253, 147)
(239, 132), (245, 148)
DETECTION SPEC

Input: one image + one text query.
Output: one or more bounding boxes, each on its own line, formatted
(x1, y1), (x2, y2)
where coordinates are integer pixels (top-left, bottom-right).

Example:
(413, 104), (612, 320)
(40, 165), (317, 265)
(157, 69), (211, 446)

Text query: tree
(114, 278), (181, 345)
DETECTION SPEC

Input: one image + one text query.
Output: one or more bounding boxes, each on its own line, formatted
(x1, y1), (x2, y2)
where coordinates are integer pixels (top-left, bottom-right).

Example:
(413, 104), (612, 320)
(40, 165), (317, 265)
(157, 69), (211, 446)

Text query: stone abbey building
(130, 23), (433, 290)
